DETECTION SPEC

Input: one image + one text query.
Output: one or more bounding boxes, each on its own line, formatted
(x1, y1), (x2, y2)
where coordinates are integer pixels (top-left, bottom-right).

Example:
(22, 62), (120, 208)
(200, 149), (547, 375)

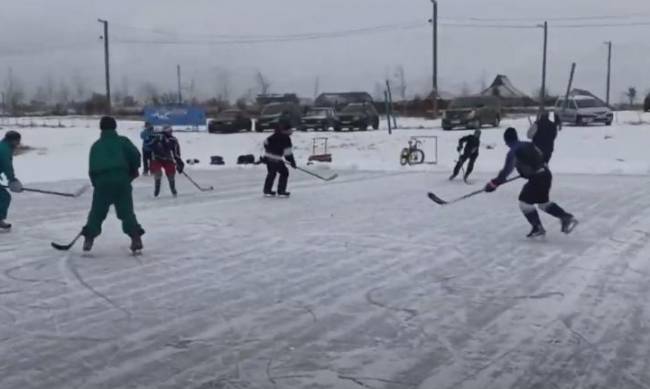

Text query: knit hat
(3, 130), (21, 142)
(100, 116), (117, 131)
(504, 127), (518, 145)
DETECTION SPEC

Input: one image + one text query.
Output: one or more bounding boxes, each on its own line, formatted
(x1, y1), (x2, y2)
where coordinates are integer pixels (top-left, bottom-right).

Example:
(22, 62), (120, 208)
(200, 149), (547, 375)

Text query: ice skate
(561, 216), (579, 234)
(0, 220), (12, 231)
(82, 236), (94, 252)
(130, 234), (143, 254)
(526, 225), (546, 238)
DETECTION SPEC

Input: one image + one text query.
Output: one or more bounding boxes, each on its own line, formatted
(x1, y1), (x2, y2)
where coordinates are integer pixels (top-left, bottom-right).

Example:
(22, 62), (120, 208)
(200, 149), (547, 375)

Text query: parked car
(442, 96), (501, 131)
(643, 93), (650, 112)
(208, 109), (252, 133)
(337, 103), (380, 131)
(554, 96), (613, 126)
(300, 107), (341, 131)
(256, 102), (303, 132)
(314, 92), (374, 111)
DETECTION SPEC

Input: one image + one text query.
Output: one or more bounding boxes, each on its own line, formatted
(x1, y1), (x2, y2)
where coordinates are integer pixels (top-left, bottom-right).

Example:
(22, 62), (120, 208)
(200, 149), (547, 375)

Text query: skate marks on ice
(58, 252), (132, 319)
(415, 205), (650, 388)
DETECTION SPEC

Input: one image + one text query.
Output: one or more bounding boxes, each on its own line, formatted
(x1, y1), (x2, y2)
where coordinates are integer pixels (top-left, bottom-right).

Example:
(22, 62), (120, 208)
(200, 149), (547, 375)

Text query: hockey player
(527, 111), (558, 163)
(140, 122), (155, 175)
(450, 129), (481, 182)
(82, 117), (144, 252)
(484, 127), (577, 238)
(0, 131), (23, 230)
(150, 125), (184, 197)
(262, 122), (296, 197)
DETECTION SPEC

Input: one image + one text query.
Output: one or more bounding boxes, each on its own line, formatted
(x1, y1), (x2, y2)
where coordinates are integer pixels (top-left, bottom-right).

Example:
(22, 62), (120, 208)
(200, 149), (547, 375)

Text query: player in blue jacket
(140, 122), (155, 175)
(484, 127), (578, 238)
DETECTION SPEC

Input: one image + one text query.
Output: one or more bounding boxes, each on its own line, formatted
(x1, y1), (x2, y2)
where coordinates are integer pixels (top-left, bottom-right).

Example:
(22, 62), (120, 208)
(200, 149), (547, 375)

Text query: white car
(554, 96), (613, 126)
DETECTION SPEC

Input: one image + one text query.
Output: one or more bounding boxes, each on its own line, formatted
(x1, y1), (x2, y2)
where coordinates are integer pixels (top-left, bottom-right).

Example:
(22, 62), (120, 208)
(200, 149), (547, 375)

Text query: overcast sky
(2, 0), (650, 103)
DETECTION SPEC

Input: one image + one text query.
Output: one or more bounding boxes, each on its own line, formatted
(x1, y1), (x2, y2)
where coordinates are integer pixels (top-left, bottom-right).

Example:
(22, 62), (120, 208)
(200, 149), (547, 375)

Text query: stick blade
(323, 173), (338, 181)
(73, 184), (91, 197)
(51, 242), (72, 251)
(427, 192), (448, 205)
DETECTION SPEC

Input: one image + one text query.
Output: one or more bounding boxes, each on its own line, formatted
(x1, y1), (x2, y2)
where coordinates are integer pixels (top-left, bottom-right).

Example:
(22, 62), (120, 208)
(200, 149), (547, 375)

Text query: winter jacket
(0, 140), (17, 182)
(89, 129), (141, 186)
(264, 132), (295, 165)
(140, 127), (155, 152)
(531, 117), (557, 157)
(458, 134), (480, 156)
(151, 133), (182, 163)
(493, 141), (547, 184)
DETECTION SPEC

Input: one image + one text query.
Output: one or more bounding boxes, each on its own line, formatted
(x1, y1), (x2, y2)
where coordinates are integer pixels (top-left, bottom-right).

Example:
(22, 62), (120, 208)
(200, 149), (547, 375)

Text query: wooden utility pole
(177, 65), (183, 104)
(98, 19), (111, 113)
(605, 41), (612, 105)
(540, 21), (548, 112)
(431, 0), (438, 117)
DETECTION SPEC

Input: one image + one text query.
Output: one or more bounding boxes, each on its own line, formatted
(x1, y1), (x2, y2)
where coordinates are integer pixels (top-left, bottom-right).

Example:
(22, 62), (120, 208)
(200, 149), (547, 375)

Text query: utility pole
(98, 19), (111, 113)
(539, 21), (548, 113)
(429, 0), (438, 117)
(177, 65), (183, 104)
(605, 41), (612, 105)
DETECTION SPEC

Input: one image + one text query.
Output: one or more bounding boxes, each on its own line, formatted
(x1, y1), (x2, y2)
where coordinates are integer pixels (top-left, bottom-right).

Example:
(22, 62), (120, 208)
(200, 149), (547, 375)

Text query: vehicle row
(209, 92), (380, 134)
(441, 94), (613, 131)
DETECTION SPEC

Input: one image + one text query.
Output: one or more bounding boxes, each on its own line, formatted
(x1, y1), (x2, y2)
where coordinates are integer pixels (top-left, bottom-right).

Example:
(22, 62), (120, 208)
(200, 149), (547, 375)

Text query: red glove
(484, 180), (498, 193)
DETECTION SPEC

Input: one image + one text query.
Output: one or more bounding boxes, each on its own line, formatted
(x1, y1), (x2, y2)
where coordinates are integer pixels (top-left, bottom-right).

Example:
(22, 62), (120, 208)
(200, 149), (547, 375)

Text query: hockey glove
(484, 180), (498, 193)
(8, 179), (23, 193)
(176, 160), (185, 174)
(286, 155), (297, 169)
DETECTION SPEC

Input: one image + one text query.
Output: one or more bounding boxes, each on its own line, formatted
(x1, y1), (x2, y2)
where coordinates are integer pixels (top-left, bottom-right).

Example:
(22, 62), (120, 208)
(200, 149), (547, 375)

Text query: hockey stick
(294, 166), (338, 182)
(182, 172), (214, 192)
(2, 184), (90, 198)
(51, 231), (83, 251)
(428, 176), (521, 205)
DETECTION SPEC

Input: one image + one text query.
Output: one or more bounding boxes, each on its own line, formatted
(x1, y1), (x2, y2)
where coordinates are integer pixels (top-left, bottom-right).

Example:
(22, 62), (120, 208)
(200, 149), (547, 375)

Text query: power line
(441, 12), (650, 22)
(111, 20), (425, 41)
(113, 22), (427, 45)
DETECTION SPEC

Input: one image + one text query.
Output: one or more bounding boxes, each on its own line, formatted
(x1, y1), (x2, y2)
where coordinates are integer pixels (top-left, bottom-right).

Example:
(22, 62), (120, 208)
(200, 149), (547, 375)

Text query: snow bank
(1, 111), (649, 184)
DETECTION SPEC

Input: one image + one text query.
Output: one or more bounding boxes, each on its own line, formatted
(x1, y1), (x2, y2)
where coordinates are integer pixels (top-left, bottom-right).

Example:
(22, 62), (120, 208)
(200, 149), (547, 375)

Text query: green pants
(0, 188), (11, 220)
(83, 182), (143, 239)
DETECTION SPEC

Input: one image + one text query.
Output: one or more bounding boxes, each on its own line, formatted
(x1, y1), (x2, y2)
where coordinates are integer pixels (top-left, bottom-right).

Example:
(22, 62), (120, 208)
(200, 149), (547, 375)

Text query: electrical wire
(441, 12), (650, 22)
(112, 22), (427, 45)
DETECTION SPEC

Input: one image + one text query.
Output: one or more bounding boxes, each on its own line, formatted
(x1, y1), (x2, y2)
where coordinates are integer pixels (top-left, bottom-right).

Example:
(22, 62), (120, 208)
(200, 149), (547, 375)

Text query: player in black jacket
(485, 127), (577, 238)
(527, 111), (558, 163)
(263, 123), (296, 197)
(450, 129), (481, 182)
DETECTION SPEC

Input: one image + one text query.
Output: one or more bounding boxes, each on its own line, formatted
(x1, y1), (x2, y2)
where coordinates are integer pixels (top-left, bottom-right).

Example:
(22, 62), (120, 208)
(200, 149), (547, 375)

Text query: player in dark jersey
(485, 127), (578, 238)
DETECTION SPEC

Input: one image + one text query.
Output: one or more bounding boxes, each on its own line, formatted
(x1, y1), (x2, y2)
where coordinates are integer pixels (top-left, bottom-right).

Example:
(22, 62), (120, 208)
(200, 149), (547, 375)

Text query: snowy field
(1, 113), (650, 388)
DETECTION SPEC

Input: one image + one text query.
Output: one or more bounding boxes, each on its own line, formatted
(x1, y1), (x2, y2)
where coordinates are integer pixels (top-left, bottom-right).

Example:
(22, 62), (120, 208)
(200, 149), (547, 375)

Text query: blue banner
(144, 105), (206, 127)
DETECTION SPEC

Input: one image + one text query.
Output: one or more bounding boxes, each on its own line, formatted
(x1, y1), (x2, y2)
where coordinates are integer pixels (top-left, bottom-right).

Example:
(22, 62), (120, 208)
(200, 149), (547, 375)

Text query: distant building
(480, 75), (536, 107)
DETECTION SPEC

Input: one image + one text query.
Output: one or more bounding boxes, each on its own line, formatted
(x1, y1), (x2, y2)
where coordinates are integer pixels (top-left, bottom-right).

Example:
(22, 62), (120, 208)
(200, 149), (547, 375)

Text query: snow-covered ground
(2, 110), (650, 183)
(1, 113), (650, 388)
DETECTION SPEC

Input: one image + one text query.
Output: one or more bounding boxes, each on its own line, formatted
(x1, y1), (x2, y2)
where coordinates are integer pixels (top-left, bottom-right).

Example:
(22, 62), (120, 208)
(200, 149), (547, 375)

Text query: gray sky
(2, 0), (650, 103)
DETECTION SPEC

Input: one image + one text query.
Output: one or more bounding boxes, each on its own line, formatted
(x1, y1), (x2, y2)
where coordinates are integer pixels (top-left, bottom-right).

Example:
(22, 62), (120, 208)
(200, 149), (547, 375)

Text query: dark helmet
(3, 130), (21, 143)
(100, 116), (117, 131)
(504, 127), (518, 145)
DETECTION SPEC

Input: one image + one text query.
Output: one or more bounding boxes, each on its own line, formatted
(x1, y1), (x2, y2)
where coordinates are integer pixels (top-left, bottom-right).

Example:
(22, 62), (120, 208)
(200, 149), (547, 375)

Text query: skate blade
(563, 219), (579, 234)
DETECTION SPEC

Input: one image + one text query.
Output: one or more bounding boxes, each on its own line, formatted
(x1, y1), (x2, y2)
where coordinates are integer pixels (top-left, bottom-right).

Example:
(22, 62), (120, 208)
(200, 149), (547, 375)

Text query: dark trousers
(453, 153), (478, 178)
(264, 161), (289, 193)
(543, 150), (553, 164)
(83, 182), (144, 239)
(142, 149), (153, 174)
